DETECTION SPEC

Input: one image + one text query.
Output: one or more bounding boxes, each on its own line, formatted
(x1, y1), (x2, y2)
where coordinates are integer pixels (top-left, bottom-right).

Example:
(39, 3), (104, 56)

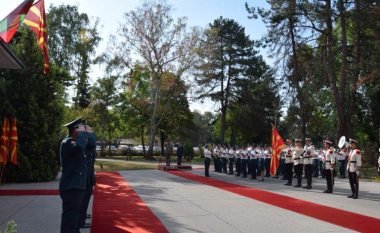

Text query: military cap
(324, 140), (333, 145)
(305, 137), (311, 141)
(286, 139), (292, 142)
(349, 138), (357, 144)
(295, 138), (301, 143)
(64, 117), (82, 129)
(204, 144), (209, 148)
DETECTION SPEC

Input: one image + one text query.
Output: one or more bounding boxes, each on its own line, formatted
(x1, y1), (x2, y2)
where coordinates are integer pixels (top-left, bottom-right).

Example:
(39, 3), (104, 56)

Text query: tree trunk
(220, 104), (227, 145)
(100, 107), (106, 157)
(141, 126), (146, 157)
(160, 131), (166, 157)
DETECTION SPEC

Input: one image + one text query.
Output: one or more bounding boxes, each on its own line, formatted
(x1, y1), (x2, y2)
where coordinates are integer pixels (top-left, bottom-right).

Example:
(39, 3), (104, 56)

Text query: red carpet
(167, 170), (380, 233)
(0, 189), (60, 196)
(91, 172), (168, 233)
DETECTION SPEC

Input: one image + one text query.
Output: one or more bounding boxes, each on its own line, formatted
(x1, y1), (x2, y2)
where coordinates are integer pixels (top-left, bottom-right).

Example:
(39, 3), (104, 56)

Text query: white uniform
(250, 149), (258, 159)
(303, 144), (315, 165)
(228, 149), (234, 159)
(347, 149), (362, 172)
(264, 149), (271, 159)
(284, 146), (293, 163)
(323, 148), (335, 170)
(292, 146), (304, 166)
(204, 149), (212, 158)
(338, 150), (347, 161)
(213, 147), (219, 157)
(221, 148), (227, 158)
(242, 150), (248, 160)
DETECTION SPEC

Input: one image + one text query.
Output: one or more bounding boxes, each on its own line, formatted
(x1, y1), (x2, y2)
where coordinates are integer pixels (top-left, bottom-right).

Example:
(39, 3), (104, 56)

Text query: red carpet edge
(167, 170), (380, 233)
(91, 172), (169, 233)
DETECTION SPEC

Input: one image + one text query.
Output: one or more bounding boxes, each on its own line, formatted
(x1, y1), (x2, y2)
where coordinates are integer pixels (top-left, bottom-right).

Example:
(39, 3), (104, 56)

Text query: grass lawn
(94, 160), (157, 171)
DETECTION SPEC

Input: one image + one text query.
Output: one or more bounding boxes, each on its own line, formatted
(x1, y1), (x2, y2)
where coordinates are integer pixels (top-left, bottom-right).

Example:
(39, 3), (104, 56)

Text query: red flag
(0, 0), (35, 43)
(10, 118), (18, 165)
(24, 0), (50, 74)
(270, 124), (286, 176)
(0, 117), (10, 164)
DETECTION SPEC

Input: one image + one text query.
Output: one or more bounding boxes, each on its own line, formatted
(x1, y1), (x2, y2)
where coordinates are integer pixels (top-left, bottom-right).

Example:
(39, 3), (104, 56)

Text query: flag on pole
(0, 0), (35, 43)
(0, 117), (10, 165)
(270, 124), (286, 176)
(10, 118), (18, 165)
(24, 0), (49, 74)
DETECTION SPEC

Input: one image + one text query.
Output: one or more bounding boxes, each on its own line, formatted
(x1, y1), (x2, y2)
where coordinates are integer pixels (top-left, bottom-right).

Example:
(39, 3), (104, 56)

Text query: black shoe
(281, 178), (286, 180)
(284, 183), (289, 186)
(80, 223), (91, 228)
(285, 183), (292, 186)
(205, 175), (211, 177)
(307, 186), (312, 190)
(323, 190), (332, 193)
(353, 195), (358, 199)
(294, 185), (301, 188)
(235, 174), (240, 177)
(302, 186), (308, 189)
(347, 194), (354, 198)
(241, 176), (247, 178)
(86, 214), (91, 219)
(258, 179), (264, 181)
(250, 177), (256, 180)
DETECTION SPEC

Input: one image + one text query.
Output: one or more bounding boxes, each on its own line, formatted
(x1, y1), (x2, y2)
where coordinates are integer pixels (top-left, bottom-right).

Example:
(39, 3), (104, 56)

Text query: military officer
(204, 144), (212, 177)
(347, 138), (361, 199)
(264, 146), (271, 177)
(319, 148), (325, 178)
(258, 146), (265, 181)
(240, 146), (248, 178)
(227, 145), (235, 175)
(249, 144), (258, 180)
(312, 146), (319, 178)
(212, 144), (219, 172)
(337, 146), (348, 179)
(59, 118), (89, 233)
(221, 145), (228, 174)
(292, 139), (304, 188)
(323, 140), (335, 193)
(284, 139), (294, 186)
(303, 138), (314, 189)
(79, 121), (96, 229)
(235, 146), (242, 177)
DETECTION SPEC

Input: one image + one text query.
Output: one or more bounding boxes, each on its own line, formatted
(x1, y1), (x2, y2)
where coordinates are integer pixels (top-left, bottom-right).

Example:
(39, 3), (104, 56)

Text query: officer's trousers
(60, 188), (85, 233)
(250, 159), (257, 179)
(312, 159), (319, 177)
(348, 172), (359, 196)
(325, 168), (333, 191)
(285, 163), (293, 184)
(320, 161), (325, 177)
(236, 158), (241, 176)
(304, 164), (313, 187)
(213, 157), (217, 171)
(265, 158), (271, 177)
(177, 155), (182, 165)
(295, 164), (303, 186)
(339, 160), (346, 178)
(222, 157), (227, 173)
(205, 158), (211, 177)
(79, 184), (94, 225)
(228, 158), (234, 174)
(241, 159), (248, 177)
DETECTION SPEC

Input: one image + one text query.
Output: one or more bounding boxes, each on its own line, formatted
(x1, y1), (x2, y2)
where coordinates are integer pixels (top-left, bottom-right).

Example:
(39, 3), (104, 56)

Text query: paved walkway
(0, 167), (380, 232)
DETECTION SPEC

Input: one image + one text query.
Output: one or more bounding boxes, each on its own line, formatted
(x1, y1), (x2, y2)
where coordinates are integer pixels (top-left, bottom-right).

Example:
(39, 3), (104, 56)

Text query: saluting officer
(292, 139), (304, 188)
(284, 139), (294, 186)
(204, 144), (212, 177)
(59, 118), (89, 233)
(79, 120), (96, 229)
(303, 138), (314, 189)
(323, 140), (335, 193)
(347, 138), (361, 199)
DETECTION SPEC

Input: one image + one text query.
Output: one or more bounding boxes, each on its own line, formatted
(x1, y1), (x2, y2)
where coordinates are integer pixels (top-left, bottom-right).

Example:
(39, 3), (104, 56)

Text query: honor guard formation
(203, 136), (361, 198)
(59, 118), (96, 233)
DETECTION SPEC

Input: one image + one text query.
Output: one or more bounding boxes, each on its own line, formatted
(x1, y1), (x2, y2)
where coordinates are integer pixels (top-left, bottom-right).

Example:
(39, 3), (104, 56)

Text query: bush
(184, 142), (194, 160)
(198, 144), (204, 158)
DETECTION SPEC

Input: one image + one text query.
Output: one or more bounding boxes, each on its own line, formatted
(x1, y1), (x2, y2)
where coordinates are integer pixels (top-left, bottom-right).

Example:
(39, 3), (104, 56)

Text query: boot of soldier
(353, 183), (359, 199)
(307, 176), (312, 189)
(348, 182), (355, 198)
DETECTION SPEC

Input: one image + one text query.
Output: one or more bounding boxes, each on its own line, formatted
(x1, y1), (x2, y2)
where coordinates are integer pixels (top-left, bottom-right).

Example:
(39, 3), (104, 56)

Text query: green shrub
(1, 221), (17, 233)
(198, 144), (204, 158)
(184, 142), (194, 160)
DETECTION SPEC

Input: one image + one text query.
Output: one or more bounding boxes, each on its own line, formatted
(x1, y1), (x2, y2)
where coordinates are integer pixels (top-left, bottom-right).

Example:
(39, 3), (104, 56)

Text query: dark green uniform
(60, 120), (88, 233)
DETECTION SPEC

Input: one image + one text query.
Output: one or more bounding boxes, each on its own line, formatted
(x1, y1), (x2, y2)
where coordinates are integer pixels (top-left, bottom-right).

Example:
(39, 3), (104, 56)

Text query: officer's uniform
(284, 142), (294, 186)
(221, 147), (228, 174)
(228, 147), (235, 175)
(303, 140), (314, 189)
(59, 118), (88, 233)
(312, 149), (319, 177)
(213, 146), (219, 172)
(204, 145), (212, 177)
(323, 140), (335, 193)
(264, 149), (271, 177)
(241, 148), (248, 178)
(79, 130), (96, 228)
(337, 149), (347, 178)
(319, 150), (325, 178)
(347, 139), (361, 199)
(258, 148), (265, 177)
(249, 146), (257, 179)
(292, 140), (304, 188)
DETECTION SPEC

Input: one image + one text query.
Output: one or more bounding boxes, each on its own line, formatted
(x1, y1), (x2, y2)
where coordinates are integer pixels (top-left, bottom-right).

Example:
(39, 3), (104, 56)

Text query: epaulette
(329, 150), (333, 154)
(356, 150), (361, 154)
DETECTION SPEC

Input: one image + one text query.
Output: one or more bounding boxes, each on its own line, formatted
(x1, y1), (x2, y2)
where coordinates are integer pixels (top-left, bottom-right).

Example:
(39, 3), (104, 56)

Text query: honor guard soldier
(347, 138), (361, 199)
(249, 144), (258, 180)
(303, 138), (314, 189)
(227, 145), (235, 175)
(258, 146), (265, 181)
(337, 146), (348, 179)
(264, 146), (271, 177)
(212, 144), (219, 172)
(312, 146), (319, 178)
(292, 139), (304, 188)
(79, 120), (96, 229)
(241, 146), (248, 178)
(319, 148), (325, 178)
(284, 139), (294, 186)
(323, 140), (335, 193)
(235, 146), (242, 176)
(204, 144), (212, 177)
(221, 145), (228, 174)
(59, 118), (89, 233)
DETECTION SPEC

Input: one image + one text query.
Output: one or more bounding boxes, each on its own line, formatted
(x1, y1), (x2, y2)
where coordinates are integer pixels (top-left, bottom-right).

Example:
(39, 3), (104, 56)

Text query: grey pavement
(0, 167), (379, 232)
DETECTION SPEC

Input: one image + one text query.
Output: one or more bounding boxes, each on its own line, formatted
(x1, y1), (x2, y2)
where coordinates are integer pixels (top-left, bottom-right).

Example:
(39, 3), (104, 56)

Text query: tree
(47, 4), (102, 109)
(0, 26), (70, 182)
(195, 17), (268, 144)
(113, 0), (200, 159)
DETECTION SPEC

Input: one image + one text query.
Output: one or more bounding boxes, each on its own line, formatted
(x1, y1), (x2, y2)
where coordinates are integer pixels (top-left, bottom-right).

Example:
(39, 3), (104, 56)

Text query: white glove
(356, 171), (360, 176)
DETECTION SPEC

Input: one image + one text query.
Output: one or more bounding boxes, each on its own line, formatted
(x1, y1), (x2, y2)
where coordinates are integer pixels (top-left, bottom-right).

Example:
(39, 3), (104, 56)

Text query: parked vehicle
(96, 145), (101, 151)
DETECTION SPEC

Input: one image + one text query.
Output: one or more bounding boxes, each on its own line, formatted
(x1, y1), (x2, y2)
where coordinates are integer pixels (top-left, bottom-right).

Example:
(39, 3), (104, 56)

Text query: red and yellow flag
(10, 118), (18, 165)
(0, 117), (10, 165)
(270, 124), (285, 176)
(24, 0), (49, 74)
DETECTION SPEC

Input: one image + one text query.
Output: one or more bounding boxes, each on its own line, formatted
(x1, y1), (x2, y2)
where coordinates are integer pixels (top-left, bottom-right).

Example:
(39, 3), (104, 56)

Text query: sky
(0, 0), (272, 113)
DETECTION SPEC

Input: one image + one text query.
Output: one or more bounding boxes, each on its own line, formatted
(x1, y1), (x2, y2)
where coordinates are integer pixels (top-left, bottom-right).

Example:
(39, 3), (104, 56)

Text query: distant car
(118, 145), (129, 150)
(108, 145), (117, 151)
(96, 145), (101, 151)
